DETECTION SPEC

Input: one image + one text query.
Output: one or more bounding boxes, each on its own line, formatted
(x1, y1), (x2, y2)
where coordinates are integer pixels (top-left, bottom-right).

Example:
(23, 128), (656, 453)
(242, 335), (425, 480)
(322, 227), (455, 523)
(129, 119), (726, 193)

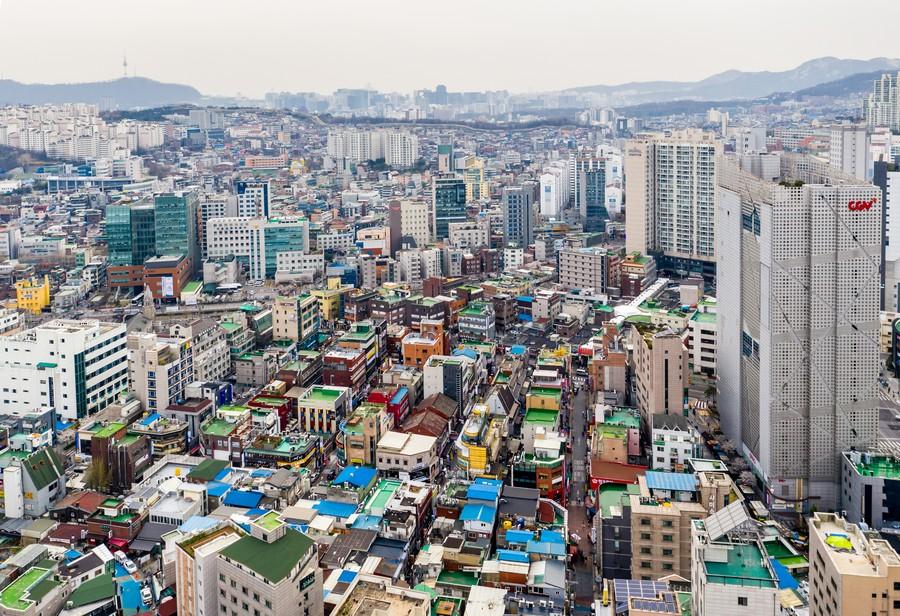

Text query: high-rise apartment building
(0, 320), (127, 419)
(437, 142), (454, 173)
(384, 131), (419, 168)
(395, 200), (431, 248)
(625, 130), (721, 270)
(874, 160), (900, 310)
(717, 155), (882, 510)
(199, 193), (237, 259)
(235, 179), (270, 218)
(502, 184), (535, 248)
(463, 157), (490, 202)
(432, 174), (467, 240)
(829, 123), (870, 181)
(864, 72), (900, 132)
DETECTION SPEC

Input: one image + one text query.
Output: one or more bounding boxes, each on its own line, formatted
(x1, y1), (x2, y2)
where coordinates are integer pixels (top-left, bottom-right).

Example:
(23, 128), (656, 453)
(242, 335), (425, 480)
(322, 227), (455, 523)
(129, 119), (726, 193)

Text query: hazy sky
(1, 0), (900, 97)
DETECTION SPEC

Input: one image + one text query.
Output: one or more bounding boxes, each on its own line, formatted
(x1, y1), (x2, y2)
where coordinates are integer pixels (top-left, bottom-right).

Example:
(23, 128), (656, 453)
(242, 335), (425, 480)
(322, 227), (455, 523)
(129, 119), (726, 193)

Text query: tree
(85, 460), (111, 492)
(738, 471), (755, 486)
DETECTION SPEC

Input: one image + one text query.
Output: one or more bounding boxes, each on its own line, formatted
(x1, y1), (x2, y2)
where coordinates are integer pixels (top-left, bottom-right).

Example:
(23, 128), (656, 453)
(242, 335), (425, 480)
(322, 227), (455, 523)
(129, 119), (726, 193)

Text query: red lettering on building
(848, 198), (877, 212)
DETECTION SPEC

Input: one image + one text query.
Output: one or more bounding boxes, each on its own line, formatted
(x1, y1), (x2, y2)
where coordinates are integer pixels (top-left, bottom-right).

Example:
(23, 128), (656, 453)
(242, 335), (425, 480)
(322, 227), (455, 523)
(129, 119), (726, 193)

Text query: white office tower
(539, 161), (570, 219)
(829, 123), (871, 181)
(0, 320), (128, 420)
(717, 155), (881, 511)
(625, 130), (722, 266)
(326, 129), (384, 163)
(384, 131), (419, 168)
(727, 126), (767, 154)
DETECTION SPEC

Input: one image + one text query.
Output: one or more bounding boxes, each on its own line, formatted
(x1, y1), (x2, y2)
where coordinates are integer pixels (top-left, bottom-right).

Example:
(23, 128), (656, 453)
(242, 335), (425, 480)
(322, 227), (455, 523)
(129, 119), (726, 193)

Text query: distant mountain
(565, 57), (900, 105)
(790, 69), (888, 98)
(0, 77), (202, 108)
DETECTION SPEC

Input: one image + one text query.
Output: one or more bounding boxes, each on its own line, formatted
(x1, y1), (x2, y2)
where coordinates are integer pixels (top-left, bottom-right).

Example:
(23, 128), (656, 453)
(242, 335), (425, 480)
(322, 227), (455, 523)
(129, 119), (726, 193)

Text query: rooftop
(92, 422), (125, 439)
(0, 567), (54, 610)
(220, 527), (314, 583)
(703, 542), (777, 589)
(846, 453), (900, 479)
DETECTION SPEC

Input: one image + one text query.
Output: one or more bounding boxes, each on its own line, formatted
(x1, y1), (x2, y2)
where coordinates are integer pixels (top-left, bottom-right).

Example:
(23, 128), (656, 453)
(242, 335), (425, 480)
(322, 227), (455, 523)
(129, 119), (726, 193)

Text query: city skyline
(1, 0), (900, 97)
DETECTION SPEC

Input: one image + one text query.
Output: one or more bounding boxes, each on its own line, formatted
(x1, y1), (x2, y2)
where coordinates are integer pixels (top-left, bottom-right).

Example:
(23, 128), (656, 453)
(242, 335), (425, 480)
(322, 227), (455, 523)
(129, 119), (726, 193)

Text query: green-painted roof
(219, 321), (241, 332)
(437, 570), (478, 587)
(67, 572), (114, 608)
(219, 528), (314, 583)
(23, 448), (63, 491)
(187, 459), (229, 482)
(0, 567), (50, 610)
(524, 409), (558, 425)
(202, 419), (236, 437)
(703, 543), (776, 588)
(183, 280), (202, 293)
(93, 423), (125, 439)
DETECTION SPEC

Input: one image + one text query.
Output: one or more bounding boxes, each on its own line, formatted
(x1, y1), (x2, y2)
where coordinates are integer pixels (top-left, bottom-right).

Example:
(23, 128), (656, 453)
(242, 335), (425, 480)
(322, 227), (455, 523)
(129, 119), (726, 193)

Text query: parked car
(140, 586), (153, 605)
(124, 559), (138, 575)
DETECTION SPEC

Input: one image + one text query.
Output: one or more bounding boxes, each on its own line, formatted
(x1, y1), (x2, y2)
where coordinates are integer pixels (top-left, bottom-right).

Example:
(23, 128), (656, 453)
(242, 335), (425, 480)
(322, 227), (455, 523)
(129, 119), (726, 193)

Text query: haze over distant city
(2, 0), (900, 97)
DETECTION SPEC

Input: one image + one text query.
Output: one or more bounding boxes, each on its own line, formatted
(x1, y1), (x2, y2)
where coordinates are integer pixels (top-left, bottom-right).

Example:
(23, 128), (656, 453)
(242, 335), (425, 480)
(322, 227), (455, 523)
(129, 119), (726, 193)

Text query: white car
(140, 586), (153, 605)
(124, 559), (138, 575)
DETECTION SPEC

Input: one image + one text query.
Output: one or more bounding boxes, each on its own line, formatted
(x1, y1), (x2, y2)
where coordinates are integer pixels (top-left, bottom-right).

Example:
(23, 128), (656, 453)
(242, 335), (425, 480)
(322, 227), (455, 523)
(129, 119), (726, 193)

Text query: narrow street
(567, 386), (594, 611)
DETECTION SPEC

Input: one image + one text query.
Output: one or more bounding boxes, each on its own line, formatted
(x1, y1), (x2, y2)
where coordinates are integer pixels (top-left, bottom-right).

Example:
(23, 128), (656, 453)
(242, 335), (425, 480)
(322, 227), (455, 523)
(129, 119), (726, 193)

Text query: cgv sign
(848, 198), (877, 212)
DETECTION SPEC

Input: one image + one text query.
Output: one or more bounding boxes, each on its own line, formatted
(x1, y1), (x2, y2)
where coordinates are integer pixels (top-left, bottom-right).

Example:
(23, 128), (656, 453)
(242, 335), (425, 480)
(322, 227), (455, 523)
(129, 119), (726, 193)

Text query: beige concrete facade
(628, 324), (688, 428)
(809, 512), (900, 616)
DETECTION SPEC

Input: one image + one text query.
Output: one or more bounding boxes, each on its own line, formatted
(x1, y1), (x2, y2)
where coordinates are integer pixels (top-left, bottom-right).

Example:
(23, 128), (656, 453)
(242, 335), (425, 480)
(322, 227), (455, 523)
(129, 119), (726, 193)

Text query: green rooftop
(92, 422), (125, 439)
(66, 572), (114, 608)
(255, 511), (284, 532)
(220, 528), (314, 583)
(599, 483), (641, 518)
(850, 455), (900, 479)
(187, 459), (230, 482)
(0, 567), (51, 610)
(219, 321), (241, 332)
(364, 478), (403, 514)
(691, 311), (717, 325)
(183, 280), (202, 294)
(524, 409), (558, 425)
(304, 386), (344, 402)
(703, 543), (777, 588)
(603, 410), (641, 430)
(252, 396), (288, 406)
(101, 498), (121, 508)
(202, 419), (236, 437)
(437, 570), (478, 587)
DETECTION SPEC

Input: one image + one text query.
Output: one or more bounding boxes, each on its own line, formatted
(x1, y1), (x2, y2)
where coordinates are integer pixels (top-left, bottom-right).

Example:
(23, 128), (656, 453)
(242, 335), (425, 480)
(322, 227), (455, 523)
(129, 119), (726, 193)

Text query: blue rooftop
(540, 530), (565, 544)
(139, 413), (161, 426)
(314, 500), (358, 519)
(250, 469), (274, 478)
(509, 345), (527, 356)
(178, 516), (219, 533)
(505, 529), (534, 544)
(351, 514), (382, 530)
(497, 549), (530, 563)
(391, 387), (408, 405)
(222, 490), (264, 508)
(206, 481), (230, 498)
(460, 503), (496, 524)
(474, 477), (503, 487)
(769, 557), (799, 590)
(214, 468), (231, 482)
(452, 348), (478, 360)
(645, 471), (698, 492)
(526, 540), (566, 557)
(467, 483), (501, 503)
(333, 465), (377, 488)
(517, 296), (533, 303)
(338, 570), (358, 584)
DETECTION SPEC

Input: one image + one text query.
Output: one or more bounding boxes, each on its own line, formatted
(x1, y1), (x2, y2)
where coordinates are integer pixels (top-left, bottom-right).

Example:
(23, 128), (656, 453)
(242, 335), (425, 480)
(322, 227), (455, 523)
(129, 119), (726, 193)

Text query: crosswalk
(879, 388), (900, 404)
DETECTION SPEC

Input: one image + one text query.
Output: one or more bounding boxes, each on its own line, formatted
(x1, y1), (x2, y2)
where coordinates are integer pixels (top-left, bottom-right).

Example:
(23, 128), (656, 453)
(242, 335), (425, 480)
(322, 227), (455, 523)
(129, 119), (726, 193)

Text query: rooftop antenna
(122, 53), (128, 79)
